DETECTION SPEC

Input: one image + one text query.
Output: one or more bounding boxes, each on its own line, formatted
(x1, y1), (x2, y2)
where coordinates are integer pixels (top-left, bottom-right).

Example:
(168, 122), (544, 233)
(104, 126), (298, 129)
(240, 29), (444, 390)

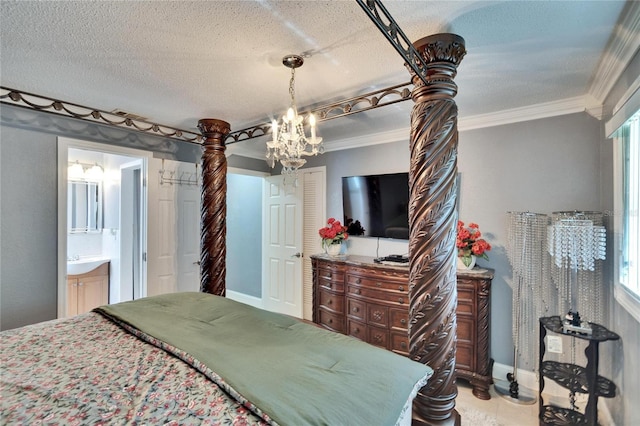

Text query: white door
(176, 163), (201, 292)
(146, 158), (177, 296)
(262, 175), (304, 317)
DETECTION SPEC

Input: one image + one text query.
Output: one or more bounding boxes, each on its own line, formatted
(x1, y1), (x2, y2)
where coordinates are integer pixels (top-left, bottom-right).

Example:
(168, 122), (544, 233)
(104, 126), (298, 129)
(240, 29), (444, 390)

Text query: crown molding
(323, 127), (410, 152)
(458, 96), (590, 131)
(230, 94), (602, 161)
(588, 0), (640, 103)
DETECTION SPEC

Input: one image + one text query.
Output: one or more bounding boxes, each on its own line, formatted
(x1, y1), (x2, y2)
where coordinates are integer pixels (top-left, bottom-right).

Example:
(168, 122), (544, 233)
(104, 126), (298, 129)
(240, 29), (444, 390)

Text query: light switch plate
(547, 335), (563, 353)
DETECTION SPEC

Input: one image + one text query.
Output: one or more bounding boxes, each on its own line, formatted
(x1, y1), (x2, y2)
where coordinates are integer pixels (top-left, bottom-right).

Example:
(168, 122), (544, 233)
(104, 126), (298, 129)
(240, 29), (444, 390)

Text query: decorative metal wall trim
(225, 81), (412, 144)
(356, 0), (429, 86)
(0, 87), (203, 144)
(2, 83), (412, 147)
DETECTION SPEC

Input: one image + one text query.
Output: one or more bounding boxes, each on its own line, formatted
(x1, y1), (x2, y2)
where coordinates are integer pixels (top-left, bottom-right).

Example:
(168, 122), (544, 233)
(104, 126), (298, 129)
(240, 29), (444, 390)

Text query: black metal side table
(538, 316), (620, 425)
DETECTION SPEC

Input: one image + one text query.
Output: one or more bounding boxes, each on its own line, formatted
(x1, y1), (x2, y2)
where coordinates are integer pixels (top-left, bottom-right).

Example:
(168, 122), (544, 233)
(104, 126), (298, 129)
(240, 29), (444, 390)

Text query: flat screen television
(342, 172), (409, 239)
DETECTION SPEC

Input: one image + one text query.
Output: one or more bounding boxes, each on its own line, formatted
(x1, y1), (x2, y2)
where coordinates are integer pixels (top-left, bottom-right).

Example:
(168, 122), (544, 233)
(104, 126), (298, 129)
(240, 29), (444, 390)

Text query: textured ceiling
(0, 0), (630, 156)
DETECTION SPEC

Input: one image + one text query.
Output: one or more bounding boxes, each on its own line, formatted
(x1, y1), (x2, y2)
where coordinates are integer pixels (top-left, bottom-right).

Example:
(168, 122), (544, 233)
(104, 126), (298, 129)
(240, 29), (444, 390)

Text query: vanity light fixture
(267, 55), (323, 183)
(68, 161), (84, 179)
(84, 163), (104, 180)
(67, 161), (104, 181)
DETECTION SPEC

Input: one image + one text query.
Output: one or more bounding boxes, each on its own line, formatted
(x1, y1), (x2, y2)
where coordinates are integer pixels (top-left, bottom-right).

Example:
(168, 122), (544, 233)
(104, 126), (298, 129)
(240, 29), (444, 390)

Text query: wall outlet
(547, 335), (563, 353)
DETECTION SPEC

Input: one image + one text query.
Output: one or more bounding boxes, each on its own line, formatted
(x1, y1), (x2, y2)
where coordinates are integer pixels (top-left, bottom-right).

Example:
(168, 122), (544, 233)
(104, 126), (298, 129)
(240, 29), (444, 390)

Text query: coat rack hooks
(159, 160), (200, 187)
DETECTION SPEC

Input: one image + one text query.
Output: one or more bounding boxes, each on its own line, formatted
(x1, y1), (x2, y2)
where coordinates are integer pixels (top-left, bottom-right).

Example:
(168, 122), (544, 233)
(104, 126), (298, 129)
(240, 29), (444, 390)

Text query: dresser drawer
(457, 317), (474, 344)
(315, 260), (345, 272)
(367, 326), (389, 349)
(318, 273), (345, 293)
(347, 318), (366, 341)
(348, 285), (408, 306)
(390, 308), (409, 330)
(457, 288), (474, 314)
(367, 303), (389, 328)
(319, 309), (345, 333)
(347, 298), (365, 321)
(347, 274), (408, 292)
(319, 289), (344, 314)
(390, 330), (409, 355)
(456, 342), (473, 371)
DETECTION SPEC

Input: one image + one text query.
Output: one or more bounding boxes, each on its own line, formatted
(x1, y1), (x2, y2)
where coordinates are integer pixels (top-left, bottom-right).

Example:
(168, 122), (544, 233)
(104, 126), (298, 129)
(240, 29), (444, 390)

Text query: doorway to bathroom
(58, 138), (150, 318)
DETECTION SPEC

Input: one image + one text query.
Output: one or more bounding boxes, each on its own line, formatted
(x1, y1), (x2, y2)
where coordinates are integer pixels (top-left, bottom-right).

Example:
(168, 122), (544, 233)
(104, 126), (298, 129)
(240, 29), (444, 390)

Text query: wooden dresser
(311, 254), (494, 400)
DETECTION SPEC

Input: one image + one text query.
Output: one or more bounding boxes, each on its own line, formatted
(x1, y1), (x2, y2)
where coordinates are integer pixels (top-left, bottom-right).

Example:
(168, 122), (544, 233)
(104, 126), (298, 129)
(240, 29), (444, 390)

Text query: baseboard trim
(226, 290), (264, 309)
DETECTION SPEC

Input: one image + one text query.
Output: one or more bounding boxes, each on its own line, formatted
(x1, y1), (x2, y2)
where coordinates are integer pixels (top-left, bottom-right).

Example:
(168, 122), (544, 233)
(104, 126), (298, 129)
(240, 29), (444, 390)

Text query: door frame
(56, 137), (151, 318)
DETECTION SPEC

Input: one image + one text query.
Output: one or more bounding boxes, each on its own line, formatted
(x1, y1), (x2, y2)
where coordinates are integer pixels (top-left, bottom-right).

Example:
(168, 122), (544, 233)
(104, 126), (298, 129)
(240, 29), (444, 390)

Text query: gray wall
(0, 106), (202, 330)
(0, 125), (58, 330)
(226, 173), (263, 297)
(600, 47), (640, 426)
(307, 103), (638, 421)
(308, 112), (604, 368)
(460, 112), (603, 367)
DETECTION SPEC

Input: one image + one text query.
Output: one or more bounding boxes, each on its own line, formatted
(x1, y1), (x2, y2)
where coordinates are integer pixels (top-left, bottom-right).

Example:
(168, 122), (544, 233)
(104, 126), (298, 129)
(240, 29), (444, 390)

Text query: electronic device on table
(374, 254), (409, 264)
(562, 310), (592, 335)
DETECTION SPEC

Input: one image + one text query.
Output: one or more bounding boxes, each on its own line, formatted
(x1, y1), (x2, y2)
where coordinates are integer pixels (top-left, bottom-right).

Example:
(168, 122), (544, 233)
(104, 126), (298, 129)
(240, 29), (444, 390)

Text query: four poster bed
(1, 293), (429, 425)
(1, 34), (466, 425)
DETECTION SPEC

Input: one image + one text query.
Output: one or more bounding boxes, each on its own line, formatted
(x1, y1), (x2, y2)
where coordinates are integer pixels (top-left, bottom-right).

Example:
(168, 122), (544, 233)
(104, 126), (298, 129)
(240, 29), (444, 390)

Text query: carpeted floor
(458, 404), (505, 426)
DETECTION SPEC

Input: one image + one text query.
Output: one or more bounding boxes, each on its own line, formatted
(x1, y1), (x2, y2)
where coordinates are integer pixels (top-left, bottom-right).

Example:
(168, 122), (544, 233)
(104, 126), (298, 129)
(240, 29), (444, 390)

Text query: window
(614, 110), (640, 321)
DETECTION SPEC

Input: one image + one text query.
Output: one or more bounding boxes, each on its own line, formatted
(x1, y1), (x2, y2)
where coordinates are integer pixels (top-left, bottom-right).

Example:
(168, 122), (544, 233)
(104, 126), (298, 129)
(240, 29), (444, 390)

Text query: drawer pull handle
(400, 319), (407, 325)
(328, 319), (333, 324)
(376, 282), (381, 287)
(356, 278), (361, 284)
(398, 298), (404, 303)
(399, 285), (404, 291)
(355, 289), (361, 295)
(354, 328), (360, 334)
(326, 273), (331, 278)
(401, 342), (407, 348)
(352, 307), (359, 313)
(374, 334), (382, 342)
(328, 300), (333, 305)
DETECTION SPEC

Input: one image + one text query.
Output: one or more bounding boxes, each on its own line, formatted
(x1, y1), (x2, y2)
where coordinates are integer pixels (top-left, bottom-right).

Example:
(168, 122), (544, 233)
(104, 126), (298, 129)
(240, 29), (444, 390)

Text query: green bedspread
(97, 292), (432, 426)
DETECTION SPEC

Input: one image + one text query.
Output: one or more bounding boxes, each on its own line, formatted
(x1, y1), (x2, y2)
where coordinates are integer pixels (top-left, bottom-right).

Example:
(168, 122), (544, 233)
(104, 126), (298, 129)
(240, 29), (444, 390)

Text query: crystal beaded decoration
(547, 211), (606, 324)
(506, 211), (550, 371)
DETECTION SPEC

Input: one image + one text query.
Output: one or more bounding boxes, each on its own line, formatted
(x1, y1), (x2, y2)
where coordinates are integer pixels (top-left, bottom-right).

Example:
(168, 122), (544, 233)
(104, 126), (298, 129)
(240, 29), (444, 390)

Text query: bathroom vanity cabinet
(67, 262), (109, 316)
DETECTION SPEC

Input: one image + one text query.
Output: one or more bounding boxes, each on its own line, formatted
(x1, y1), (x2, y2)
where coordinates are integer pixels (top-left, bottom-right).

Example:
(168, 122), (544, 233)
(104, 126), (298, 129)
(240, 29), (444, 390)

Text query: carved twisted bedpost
(407, 33), (466, 425)
(197, 118), (231, 296)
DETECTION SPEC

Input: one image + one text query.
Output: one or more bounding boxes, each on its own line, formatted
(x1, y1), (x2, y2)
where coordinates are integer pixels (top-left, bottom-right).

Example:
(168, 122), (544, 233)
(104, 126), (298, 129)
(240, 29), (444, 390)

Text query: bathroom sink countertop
(67, 256), (110, 275)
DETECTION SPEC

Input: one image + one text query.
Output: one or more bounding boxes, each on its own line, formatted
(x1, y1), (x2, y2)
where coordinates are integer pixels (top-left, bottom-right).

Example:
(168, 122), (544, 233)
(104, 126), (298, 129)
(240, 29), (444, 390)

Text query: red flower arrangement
(319, 218), (348, 250)
(456, 220), (491, 267)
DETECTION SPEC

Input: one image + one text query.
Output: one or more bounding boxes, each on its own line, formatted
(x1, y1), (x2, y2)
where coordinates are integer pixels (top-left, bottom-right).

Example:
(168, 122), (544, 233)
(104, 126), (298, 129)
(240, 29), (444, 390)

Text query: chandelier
(267, 55), (323, 180)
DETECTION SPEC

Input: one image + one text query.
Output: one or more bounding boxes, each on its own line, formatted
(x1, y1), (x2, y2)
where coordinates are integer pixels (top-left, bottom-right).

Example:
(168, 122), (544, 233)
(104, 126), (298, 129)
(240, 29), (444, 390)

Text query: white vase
(326, 242), (342, 257)
(457, 255), (476, 270)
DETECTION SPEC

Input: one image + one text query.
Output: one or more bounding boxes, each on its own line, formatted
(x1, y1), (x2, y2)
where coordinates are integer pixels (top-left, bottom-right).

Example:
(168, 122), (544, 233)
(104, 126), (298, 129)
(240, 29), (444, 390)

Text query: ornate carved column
(407, 33), (466, 424)
(197, 118), (231, 296)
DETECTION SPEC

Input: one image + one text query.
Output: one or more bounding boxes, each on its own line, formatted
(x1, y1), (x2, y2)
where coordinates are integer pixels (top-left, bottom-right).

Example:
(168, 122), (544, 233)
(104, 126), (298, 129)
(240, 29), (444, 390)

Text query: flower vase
(326, 242), (342, 257)
(457, 255), (476, 270)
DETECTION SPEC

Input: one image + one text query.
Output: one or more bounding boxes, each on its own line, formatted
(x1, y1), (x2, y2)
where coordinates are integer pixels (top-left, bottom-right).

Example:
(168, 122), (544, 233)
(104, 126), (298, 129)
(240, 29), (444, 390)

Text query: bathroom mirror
(68, 180), (103, 233)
